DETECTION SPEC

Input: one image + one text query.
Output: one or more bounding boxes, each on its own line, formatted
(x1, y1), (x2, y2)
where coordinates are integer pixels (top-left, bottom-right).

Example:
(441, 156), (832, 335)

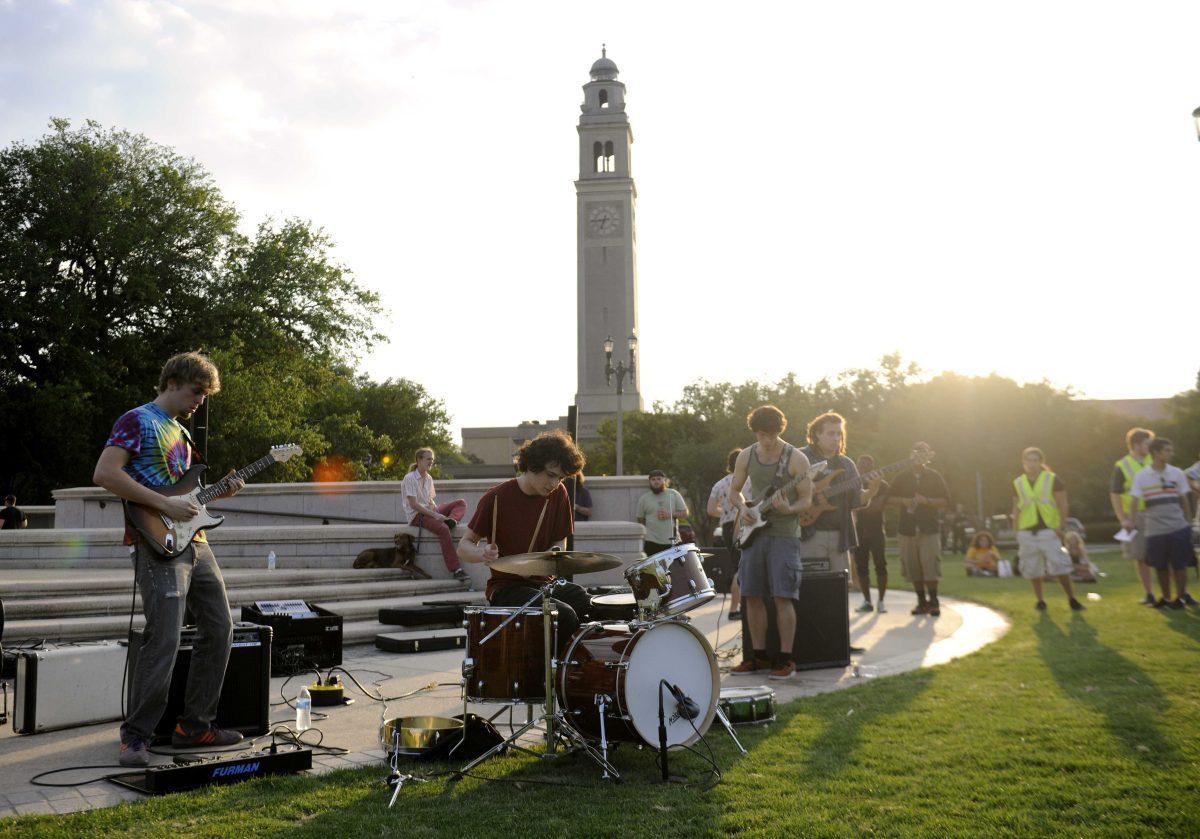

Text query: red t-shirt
(467, 478), (573, 601)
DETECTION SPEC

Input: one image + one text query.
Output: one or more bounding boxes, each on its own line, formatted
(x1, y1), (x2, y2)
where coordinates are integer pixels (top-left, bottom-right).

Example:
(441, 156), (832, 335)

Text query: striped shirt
(1129, 465), (1191, 537)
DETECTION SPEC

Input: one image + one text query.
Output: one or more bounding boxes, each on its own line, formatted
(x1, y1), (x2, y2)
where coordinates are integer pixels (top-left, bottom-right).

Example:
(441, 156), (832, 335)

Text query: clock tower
(574, 48), (642, 442)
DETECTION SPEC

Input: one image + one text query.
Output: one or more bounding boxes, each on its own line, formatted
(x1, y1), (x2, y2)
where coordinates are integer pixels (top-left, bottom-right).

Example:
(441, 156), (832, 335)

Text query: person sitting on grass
(965, 531), (1001, 577)
(1064, 531), (1099, 583)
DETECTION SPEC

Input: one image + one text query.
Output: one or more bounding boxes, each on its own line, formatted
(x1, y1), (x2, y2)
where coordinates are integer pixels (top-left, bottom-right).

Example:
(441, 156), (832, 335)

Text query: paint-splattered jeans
(120, 539), (233, 744)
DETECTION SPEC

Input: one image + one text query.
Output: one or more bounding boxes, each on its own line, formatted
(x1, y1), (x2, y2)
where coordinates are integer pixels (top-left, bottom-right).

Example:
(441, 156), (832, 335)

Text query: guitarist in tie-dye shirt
(93, 352), (246, 767)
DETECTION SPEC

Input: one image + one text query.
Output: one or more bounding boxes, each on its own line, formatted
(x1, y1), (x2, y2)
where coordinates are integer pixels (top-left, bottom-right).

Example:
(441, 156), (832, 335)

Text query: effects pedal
(310, 675), (347, 707)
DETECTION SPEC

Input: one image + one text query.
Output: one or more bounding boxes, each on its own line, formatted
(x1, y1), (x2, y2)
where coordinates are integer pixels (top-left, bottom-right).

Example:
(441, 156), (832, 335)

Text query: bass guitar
(797, 449), (934, 527)
(124, 444), (303, 557)
(734, 459), (828, 551)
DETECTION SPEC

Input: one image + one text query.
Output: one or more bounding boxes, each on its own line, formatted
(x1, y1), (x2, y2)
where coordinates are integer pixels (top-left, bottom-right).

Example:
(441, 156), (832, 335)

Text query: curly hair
(158, 351), (221, 395)
(970, 531), (995, 550)
(517, 430), (585, 475)
(747, 405), (786, 435)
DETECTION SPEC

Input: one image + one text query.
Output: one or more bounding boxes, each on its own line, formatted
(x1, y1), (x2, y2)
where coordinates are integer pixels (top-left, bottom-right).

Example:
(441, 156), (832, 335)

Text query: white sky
(3, 1), (1199, 439)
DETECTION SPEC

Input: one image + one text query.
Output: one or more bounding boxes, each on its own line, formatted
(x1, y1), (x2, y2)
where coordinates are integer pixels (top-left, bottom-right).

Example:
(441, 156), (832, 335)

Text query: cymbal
(490, 549), (623, 577)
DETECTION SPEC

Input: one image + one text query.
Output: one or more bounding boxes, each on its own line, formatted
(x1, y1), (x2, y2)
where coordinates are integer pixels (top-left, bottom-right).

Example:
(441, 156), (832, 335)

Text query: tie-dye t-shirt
(106, 402), (202, 545)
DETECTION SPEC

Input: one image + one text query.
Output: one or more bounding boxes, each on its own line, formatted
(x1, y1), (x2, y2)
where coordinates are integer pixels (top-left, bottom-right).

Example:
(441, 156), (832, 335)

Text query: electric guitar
(797, 449), (934, 527)
(733, 459), (828, 550)
(124, 444), (303, 558)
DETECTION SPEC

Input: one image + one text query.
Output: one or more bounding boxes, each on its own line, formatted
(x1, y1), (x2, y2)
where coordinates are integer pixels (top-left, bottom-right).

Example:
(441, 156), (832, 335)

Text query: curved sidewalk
(0, 589), (1008, 820)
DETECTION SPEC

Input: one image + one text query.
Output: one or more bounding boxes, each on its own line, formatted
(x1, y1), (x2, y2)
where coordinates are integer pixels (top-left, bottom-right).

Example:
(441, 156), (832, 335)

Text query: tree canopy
(0, 120), (452, 500)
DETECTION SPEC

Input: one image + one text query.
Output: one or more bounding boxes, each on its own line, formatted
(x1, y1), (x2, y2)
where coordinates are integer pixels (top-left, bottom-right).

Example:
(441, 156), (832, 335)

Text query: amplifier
(109, 748), (312, 795)
(700, 545), (737, 595)
(740, 571), (850, 671)
(12, 641), (128, 734)
(127, 622), (271, 741)
(241, 602), (342, 676)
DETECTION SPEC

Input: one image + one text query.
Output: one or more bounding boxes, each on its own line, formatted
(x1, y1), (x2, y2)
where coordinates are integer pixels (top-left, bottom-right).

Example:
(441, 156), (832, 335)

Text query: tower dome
(589, 46), (619, 81)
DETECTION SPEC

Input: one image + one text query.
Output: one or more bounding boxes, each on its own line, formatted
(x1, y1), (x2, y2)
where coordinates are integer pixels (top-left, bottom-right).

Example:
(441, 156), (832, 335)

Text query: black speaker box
(127, 622), (271, 742)
(740, 571), (849, 670)
(699, 545), (737, 594)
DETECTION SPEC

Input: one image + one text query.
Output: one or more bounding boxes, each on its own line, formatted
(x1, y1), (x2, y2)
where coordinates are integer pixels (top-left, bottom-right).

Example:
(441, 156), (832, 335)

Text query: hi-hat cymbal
(490, 549), (623, 577)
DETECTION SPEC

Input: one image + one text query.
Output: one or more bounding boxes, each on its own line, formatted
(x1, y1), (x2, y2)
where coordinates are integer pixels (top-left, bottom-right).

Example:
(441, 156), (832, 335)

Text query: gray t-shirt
(1129, 465), (1192, 537)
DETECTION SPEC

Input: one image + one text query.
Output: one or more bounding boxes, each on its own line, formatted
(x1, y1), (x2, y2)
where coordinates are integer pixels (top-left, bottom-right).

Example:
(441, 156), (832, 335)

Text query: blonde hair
(409, 447), (434, 473)
(1063, 531), (1086, 557)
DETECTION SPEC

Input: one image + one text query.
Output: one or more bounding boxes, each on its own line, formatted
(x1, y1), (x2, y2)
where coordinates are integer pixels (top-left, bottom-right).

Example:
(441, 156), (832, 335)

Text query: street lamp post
(1192, 106), (1200, 140)
(604, 333), (637, 476)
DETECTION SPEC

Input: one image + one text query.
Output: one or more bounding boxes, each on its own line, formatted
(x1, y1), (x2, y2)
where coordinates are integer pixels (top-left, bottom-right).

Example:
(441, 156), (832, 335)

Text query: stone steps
(0, 567), (429, 597)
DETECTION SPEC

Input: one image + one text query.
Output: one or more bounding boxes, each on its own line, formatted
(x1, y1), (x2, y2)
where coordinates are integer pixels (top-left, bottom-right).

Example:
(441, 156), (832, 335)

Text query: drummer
(458, 430), (595, 647)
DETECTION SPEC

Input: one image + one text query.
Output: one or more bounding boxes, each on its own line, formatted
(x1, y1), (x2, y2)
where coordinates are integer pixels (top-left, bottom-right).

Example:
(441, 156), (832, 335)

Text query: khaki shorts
(899, 534), (941, 582)
(799, 529), (850, 574)
(1121, 512), (1146, 562)
(1017, 530), (1074, 579)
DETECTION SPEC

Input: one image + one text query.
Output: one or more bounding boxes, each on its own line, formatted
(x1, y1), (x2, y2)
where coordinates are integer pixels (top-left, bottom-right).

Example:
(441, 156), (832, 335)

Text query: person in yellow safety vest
(1011, 447), (1085, 612)
(1109, 427), (1156, 605)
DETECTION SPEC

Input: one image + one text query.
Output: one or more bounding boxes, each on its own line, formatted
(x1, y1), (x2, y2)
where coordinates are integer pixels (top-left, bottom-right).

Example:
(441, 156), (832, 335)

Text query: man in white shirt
(402, 448), (469, 581)
(708, 448), (751, 621)
(1129, 438), (1197, 609)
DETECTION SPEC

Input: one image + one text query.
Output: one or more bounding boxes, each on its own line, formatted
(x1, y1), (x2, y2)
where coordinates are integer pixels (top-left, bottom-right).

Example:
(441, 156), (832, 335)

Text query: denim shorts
(738, 535), (801, 599)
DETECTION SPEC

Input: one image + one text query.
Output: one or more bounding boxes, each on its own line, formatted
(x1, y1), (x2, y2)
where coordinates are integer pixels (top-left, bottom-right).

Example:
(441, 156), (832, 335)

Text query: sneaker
(172, 724), (244, 749)
(727, 609), (742, 621)
(119, 739), (150, 767)
(731, 658), (771, 674)
(452, 568), (470, 582)
(444, 519), (457, 531)
(1035, 601), (1047, 611)
(856, 600), (874, 613)
(911, 603), (929, 616)
(876, 601), (887, 614)
(768, 661), (796, 680)
(1140, 593), (1157, 606)
(1068, 598), (1085, 611)
(1167, 599), (1185, 610)
(1152, 598), (1168, 609)
(1180, 592), (1199, 607)
(928, 601), (941, 617)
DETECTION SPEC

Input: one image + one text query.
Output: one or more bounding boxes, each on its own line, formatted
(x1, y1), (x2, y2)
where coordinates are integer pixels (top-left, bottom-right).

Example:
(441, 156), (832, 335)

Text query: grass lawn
(4, 548), (1198, 838)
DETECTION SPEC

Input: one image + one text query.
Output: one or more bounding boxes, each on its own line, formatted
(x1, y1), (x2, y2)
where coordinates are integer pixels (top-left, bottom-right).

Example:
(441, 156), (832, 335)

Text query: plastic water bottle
(267, 550), (277, 571)
(296, 686), (312, 731)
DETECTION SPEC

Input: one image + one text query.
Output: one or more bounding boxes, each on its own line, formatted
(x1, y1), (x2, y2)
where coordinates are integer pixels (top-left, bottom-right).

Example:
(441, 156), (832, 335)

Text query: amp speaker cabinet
(127, 622), (271, 742)
(740, 571), (850, 670)
(699, 545), (737, 595)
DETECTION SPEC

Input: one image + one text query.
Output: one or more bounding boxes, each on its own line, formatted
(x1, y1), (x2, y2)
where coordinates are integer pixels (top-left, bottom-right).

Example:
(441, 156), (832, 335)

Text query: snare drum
(557, 619), (719, 748)
(462, 606), (556, 703)
(718, 686), (776, 725)
(590, 592), (638, 622)
(624, 544), (716, 618)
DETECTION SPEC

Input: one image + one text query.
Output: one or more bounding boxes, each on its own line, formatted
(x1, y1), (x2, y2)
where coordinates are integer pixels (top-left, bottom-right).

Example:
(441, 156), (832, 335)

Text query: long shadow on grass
(1034, 613), (1177, 764)
(1159, 603), (1200, 648)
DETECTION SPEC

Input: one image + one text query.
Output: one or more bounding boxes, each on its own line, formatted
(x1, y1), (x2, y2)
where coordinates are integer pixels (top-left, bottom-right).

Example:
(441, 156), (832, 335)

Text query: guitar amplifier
(12, 641), (128, 734)
(241, 602), (342, 676)
(127, 622), (271, 741)
(700, 545), (737, 595)
(740, 571), (850, 670)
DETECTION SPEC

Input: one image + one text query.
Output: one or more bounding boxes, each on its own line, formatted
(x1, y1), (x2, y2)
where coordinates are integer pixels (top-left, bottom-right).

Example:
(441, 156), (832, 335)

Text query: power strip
(109, 748), (313, 794)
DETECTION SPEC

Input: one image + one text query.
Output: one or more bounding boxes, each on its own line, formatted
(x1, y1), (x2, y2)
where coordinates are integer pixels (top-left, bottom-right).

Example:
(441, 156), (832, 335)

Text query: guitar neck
(196, 454), (276, 505)
(825, 457), (915, 497)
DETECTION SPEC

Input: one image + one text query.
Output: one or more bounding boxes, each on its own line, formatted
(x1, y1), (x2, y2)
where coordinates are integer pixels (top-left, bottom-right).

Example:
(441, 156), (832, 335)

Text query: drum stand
(458, 580), (622, 781)
(712, 705), (747, 755)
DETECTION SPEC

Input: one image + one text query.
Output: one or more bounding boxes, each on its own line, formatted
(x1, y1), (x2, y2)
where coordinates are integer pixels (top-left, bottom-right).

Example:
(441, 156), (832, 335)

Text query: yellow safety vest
(1014, 470), (1061, 530)
(1115, 453), (1151, 514)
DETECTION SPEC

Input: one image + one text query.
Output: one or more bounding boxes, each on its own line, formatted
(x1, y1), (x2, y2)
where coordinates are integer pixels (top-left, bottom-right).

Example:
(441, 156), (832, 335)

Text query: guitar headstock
(270, 443), (304, 463)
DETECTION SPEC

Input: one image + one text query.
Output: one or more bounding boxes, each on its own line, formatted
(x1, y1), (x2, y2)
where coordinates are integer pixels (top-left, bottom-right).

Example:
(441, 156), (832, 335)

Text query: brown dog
(353, 532), (431, 578)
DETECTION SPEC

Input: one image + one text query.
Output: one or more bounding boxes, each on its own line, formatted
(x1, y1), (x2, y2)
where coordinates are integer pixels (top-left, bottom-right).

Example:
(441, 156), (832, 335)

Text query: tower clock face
(588, 205), (621, 236)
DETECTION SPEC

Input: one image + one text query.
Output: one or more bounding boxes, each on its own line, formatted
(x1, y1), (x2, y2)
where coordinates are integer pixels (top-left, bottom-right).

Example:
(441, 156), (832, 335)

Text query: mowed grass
(4, 548), (1198, 838)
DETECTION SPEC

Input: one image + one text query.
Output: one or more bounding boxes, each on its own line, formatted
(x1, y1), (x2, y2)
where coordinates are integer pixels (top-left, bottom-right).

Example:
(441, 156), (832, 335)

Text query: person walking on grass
(1129, 438), (1197, 609)
(1011, 447), (1084, 612)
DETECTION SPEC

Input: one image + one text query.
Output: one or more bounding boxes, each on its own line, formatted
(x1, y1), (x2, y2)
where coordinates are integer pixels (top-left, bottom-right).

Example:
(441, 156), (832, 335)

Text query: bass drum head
(624, 621), (718, 748)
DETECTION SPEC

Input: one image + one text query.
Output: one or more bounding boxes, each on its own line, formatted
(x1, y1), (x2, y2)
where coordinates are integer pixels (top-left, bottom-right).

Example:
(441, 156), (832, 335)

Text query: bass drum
(557, 620), (718, 748)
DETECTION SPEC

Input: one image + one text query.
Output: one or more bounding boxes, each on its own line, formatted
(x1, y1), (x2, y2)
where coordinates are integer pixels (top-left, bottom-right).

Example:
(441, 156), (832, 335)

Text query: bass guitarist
(93, 352), (246, 767)
(729, 405), (812, 680)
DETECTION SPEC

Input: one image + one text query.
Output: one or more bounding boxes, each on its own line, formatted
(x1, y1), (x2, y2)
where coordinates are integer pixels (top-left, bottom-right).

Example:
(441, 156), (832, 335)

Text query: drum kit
(380, 543), (759, 785)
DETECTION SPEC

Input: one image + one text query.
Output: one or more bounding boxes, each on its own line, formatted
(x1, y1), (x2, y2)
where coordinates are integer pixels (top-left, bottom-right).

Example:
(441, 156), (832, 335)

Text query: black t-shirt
(889, 468), (949, 536)
(1012, 473), (1065, 532)
(563, 478), (594, 522)
(854, 479), (889, 538)
(0, 505), (26, 529)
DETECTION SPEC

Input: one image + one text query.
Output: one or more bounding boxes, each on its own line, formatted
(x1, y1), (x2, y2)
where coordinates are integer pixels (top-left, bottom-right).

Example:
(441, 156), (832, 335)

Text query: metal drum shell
(718, 686), (777, 725)
(380, 715), (463, 755)
(624, 544), (716, 618)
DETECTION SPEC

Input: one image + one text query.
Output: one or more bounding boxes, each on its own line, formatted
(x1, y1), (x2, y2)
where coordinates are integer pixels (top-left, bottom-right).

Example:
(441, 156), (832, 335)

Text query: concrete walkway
(0, 590), (1008, 820)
